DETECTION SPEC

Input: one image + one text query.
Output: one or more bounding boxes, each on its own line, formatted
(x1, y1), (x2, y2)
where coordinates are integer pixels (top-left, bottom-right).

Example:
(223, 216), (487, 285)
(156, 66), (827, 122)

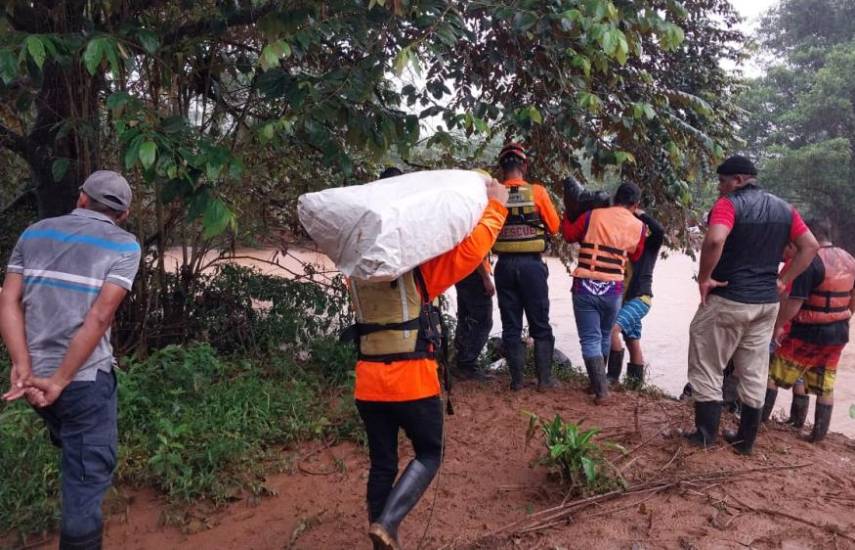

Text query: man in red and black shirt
(684, 155), (818, 455)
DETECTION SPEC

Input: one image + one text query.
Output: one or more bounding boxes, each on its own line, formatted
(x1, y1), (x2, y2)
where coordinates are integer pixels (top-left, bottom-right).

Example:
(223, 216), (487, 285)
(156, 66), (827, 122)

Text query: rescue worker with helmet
(493, 143), (561, 391)
(765, 218), (855, 443)
(561, 182), (646, 404)
(351, 179), (509, 550)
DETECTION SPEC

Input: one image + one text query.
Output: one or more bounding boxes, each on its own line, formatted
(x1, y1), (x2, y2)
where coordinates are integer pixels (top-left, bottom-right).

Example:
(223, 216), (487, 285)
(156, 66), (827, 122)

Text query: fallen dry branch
(616, 428), (670, 465)
(470, 462), (813, 544)
(725, 492), (855, 543)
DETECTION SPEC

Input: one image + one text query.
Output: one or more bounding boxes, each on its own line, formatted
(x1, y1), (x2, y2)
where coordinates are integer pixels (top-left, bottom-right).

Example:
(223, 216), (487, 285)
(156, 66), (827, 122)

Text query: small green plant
(526, 413), (621, 495)
(554, 361), (589, 386)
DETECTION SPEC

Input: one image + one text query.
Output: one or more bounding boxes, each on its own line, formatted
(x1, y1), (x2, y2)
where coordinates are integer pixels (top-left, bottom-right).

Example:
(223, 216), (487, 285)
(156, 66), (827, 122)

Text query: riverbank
(176, 247), (855, 436)
(16, 377), (855, 550)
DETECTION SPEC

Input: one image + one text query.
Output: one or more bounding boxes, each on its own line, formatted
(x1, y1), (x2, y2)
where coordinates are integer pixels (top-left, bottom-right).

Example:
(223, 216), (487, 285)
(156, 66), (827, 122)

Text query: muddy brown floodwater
(197, 247), (854, 437)
(492, 253), (855, 437)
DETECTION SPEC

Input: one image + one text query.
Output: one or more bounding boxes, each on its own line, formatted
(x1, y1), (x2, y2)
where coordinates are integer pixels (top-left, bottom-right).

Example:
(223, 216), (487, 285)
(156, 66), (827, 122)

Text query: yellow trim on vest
(493, 183), (546, 254)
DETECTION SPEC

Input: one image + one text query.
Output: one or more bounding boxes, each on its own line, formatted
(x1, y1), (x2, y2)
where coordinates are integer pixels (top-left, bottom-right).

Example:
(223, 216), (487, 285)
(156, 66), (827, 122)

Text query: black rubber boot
(60, 529), (102, 550)
(724, 404), (762, 455)
(761, 388), (778, 422)
(506, 342), (525, 391)
(584, 356), (609, 404)
(534, 337), (556, 391)
(369, 460), (435, 550)
(809, 403), (833, 443)
(626, 363), (645, 389)
(607, 348), (624, 385)
(369, 507), (385, 550)
(453, 363), (492, 382)
(722, 366), (740, 414)
(683, 401), (722, 448)
(788, 394), (809, 428)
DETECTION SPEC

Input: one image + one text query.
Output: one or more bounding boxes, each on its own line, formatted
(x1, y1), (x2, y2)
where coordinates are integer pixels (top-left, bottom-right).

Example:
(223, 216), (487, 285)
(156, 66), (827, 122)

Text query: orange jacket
(571, 207), (645, 282)
(795, 246), (855, 325)
(354, 199), (508, 402)
(502, 178), (560, 234)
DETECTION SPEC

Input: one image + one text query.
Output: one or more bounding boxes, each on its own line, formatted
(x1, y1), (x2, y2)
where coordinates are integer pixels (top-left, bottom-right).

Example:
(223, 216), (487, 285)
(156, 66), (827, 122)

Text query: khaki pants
(688, 294), (779, 409)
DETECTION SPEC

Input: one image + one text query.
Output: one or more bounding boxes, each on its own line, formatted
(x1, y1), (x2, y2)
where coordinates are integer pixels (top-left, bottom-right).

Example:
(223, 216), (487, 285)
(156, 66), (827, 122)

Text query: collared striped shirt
(7, 208), (141, 381)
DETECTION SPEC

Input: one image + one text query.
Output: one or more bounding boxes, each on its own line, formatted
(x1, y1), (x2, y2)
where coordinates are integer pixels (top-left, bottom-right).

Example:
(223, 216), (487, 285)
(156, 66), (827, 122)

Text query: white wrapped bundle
(298, 170), (489, 281)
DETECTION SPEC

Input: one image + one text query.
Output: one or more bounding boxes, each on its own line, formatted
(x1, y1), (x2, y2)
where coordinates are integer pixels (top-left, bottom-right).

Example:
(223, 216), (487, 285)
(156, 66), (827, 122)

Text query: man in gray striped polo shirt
(1, 170), (140, 550)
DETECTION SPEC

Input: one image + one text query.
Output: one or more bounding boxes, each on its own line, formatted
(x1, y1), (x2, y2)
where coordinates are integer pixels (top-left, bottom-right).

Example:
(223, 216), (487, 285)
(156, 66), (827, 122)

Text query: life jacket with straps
(349, 269), (443, 363)
(573, 206), (644, 282)
(795, 246), (855, 325)
(492, 183), (546, 254)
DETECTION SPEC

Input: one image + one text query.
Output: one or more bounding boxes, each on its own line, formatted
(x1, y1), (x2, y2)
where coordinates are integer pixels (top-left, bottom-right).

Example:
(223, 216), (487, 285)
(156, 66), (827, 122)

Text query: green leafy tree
(1, 1), (744, 224)
(740, 0), (855, 247)
(0, 0), (745, 349)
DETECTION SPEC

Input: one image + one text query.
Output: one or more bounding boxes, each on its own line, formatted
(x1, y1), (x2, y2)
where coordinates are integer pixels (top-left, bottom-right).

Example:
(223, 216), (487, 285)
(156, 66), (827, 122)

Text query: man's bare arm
(697, 224), (731, 305)
(779, 230), (819, 289)
(0, 274), (30, 371)
(0, 274), (32, 400)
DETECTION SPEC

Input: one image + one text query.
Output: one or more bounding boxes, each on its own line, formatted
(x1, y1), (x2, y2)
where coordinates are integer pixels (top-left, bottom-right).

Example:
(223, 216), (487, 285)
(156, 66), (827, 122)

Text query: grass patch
(0, 339), (359, 539)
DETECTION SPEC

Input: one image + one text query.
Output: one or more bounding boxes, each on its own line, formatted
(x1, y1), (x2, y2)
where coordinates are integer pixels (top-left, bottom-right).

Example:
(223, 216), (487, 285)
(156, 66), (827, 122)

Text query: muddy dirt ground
(16, 376), (855, 550)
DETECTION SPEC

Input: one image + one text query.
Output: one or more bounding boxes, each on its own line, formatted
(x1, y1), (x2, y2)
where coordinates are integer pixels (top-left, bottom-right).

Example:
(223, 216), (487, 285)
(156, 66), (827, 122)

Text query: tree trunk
(28, 60), (102, 219)
(16, 1), (102, 219)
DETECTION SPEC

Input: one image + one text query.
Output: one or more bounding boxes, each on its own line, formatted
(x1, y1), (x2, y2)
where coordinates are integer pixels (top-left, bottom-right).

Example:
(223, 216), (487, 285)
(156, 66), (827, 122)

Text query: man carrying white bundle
(348, 179), (509, 550)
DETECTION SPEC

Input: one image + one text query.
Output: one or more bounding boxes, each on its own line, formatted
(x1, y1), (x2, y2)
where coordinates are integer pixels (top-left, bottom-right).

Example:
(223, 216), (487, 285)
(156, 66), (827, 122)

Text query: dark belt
(496, 252), (542, 258)
(577, 262), (623, 275)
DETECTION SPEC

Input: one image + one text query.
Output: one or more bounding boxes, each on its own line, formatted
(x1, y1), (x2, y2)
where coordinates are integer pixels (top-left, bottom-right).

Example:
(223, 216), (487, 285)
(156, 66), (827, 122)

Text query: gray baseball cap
(80, 170), (133, 211)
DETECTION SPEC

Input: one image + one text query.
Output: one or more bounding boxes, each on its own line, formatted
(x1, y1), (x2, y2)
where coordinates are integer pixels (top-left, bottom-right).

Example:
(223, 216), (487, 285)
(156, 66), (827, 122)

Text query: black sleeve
(789, 257), (823, 300)
(638, 212), (665, 249)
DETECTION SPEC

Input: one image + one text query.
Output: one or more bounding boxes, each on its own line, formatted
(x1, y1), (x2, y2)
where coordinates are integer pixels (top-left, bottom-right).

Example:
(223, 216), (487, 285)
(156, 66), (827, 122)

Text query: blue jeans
(454, 270), (493, 370)
(35, 369), (118, 538)
(495, 254), (553, 348)
(573, 291), (622, 360)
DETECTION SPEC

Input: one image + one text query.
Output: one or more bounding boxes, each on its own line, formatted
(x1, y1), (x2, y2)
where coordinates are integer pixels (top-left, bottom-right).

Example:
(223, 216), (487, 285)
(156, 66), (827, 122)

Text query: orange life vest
(795, 246), (855, 325)
(573, 207), (643, 282)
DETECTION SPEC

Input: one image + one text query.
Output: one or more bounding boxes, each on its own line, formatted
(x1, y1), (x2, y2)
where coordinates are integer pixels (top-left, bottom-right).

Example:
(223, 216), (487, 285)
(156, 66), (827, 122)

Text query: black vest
(712, 185), (792, 304)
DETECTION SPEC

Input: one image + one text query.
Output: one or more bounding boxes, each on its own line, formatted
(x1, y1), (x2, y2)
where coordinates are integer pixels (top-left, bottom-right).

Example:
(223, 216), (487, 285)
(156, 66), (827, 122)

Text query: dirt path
(17, 379), (855, 550)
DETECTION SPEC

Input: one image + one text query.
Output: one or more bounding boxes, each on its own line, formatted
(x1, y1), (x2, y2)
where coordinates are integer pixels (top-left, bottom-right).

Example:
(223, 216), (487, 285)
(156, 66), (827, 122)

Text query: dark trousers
(495, 254), (553, 348)
(35, 369), (118, 539)
(454, 270), (494, 370)
(356, 396), (443, 521)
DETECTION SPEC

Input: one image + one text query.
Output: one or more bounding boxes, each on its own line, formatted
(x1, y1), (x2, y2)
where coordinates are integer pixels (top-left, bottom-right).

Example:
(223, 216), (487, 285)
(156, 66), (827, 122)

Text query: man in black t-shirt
(766, 218), (855, 442)
(608, 210), (665, 386)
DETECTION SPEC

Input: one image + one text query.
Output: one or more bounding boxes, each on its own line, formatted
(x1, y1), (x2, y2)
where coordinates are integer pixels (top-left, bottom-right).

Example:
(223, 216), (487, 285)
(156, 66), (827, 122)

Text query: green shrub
(0, 340), (359, 538)
(526, 413), (623, 495)
(115, 264), (353, 357)
(0, 402), (60, 536)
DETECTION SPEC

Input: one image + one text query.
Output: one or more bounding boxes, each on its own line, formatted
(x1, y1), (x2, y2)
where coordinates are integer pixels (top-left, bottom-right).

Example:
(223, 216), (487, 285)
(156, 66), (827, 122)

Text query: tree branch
(0, 123), (29, 158)
(7, 3), (43, 33)
(160, 1), (280, 49)
(1, 189), (36, 215)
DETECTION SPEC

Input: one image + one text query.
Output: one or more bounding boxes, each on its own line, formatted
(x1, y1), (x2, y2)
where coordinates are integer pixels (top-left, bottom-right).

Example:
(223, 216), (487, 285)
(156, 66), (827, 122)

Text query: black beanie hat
(717, 155), (757, 176)
(614, 182), (642, 205)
